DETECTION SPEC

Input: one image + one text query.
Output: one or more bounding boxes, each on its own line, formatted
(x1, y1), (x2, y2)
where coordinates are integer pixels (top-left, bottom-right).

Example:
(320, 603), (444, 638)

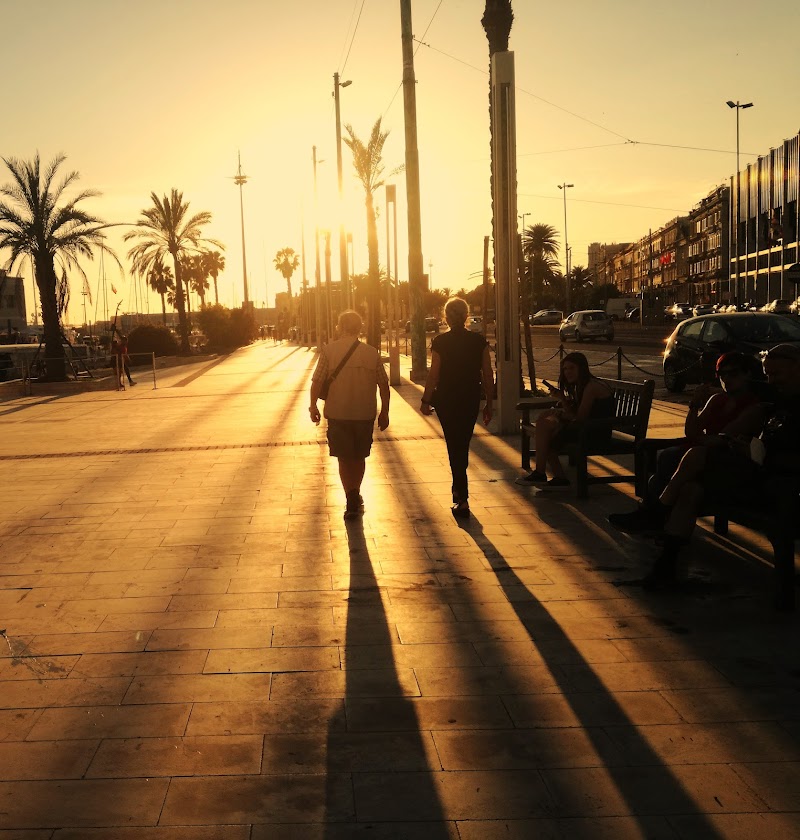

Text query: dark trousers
(436, 402), (479, 503)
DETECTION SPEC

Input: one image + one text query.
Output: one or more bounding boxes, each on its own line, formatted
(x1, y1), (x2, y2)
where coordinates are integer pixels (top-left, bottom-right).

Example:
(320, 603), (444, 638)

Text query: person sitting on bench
(609, 351), (760, 535)
(630, 343), (800, 589)
(515, 352), (614, 489)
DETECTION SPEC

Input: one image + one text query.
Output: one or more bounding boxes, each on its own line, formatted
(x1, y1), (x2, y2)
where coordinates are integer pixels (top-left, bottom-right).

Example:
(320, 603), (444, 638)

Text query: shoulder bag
(319, 340), (360, 400)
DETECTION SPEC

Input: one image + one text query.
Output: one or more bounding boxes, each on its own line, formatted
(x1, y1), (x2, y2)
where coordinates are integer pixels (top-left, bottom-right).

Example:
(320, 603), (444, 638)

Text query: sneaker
(344, 492), (364, 520)
(608, 506), (666, 535)
(452, 502), (471, 520)
(540, 477), (570, 490)
(515, 470), (548, 486)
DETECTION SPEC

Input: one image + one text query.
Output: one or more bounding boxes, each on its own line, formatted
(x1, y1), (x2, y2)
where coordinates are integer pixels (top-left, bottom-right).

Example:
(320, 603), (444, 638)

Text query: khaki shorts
(327, 418), (375, 459)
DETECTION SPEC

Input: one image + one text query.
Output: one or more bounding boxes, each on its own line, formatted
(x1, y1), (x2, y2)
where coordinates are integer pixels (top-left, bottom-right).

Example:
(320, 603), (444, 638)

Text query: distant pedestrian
(113, 333), (135, 387)
(420, 297), (494, 519)
(309, 310), (390, 520)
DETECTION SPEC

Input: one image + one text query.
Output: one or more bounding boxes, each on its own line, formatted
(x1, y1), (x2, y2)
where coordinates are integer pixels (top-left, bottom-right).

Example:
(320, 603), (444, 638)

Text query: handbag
(319, 340), (360, 401)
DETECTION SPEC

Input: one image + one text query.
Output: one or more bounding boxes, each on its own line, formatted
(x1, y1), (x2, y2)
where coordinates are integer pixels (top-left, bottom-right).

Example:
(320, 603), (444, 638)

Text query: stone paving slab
(0, 341), (798, 837)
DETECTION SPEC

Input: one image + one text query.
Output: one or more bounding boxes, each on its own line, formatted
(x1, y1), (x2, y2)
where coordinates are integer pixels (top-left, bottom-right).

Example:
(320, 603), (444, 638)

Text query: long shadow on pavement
(322, 517), (453, 838)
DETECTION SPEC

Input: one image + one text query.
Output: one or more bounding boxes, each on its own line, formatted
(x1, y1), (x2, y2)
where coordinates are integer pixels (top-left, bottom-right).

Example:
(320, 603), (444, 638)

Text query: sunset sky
(2, 0), (799, 325)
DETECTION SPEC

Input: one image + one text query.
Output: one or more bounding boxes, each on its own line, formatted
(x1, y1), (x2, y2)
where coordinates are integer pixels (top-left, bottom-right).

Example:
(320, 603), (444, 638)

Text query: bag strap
(327, 340), (360, 385)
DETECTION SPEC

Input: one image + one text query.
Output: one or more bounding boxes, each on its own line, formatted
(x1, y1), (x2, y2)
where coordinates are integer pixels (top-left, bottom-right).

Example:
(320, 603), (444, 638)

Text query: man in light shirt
(309, 310), (390, 519)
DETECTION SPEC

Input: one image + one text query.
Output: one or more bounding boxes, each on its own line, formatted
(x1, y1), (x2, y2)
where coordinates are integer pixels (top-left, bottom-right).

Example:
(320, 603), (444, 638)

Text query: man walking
(309, 310), (390, 519)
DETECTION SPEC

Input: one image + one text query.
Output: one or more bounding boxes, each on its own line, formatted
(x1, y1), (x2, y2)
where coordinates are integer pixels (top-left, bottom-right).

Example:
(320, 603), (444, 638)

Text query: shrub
(128, 324), (179, 357)
(196, 304), (257, 351)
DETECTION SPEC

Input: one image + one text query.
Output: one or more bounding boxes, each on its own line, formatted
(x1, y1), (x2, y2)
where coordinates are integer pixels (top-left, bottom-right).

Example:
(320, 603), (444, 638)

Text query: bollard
(151, 352), (157, 390)
(617, 346), (623, 380)
(559, 344), (565, 362)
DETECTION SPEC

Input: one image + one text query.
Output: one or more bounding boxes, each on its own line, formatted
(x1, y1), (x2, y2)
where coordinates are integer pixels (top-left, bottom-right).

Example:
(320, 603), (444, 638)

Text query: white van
(605, 298), (638, 321)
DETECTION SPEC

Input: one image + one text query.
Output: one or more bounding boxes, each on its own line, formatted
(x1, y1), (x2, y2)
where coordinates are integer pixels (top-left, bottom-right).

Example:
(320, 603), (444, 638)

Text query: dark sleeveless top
(431, 327), (487, 406)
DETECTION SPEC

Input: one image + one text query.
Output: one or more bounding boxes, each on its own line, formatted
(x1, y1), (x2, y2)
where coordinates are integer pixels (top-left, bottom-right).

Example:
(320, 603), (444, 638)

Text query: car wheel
(664, 362), (685, 393)
(575, 330), (583, 343)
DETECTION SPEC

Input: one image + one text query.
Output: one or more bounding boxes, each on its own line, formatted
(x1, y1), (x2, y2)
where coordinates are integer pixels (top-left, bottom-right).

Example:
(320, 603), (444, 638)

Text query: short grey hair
(338, 309), (362, 336)
(444, 297), (469, 327)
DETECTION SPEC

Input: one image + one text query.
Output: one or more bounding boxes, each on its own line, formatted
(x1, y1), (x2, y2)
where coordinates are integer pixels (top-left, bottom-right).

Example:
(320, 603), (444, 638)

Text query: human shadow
(323, 516), (452, 837)
(453, 511), (731, 833)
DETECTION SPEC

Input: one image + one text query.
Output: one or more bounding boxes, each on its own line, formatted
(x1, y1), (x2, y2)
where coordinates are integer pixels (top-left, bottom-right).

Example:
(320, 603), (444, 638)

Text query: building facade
(0, 270), (26, 333)
(732, 131), (799, 306)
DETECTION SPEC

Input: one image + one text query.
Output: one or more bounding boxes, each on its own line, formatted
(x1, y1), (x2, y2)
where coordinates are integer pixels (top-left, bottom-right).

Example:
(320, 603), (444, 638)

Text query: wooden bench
(517, 377), (655, 499)
(638, 438), (797, 610)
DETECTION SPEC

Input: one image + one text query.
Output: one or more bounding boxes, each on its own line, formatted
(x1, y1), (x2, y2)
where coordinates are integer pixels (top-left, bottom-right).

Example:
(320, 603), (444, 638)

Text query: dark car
(662, 312), (800, 392)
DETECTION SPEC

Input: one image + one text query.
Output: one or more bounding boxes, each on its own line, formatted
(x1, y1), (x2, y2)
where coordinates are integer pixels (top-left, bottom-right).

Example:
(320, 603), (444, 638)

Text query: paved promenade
(0, 341), (798, 839)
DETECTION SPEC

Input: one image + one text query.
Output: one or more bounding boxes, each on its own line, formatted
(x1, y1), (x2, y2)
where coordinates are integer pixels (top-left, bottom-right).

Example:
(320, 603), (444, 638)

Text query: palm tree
(0, 154), (118, 379)
(522, 223), (560, 309)
(344, 118), (401, 348)
(146, 262), (174, 326)
(124, 189), (222, 354)
(188, 255), (210, 308)
(273, 247), (299, 317)
(203, 250), (225, 305)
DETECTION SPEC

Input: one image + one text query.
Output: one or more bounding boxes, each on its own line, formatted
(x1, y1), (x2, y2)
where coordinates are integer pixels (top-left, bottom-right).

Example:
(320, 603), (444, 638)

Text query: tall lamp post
(334, 73), (352, 310)
(312, 146), (324, 347)
(726, 100), (753, 306)
(232, 152), (250, 306)
(558, 183), (574, 312)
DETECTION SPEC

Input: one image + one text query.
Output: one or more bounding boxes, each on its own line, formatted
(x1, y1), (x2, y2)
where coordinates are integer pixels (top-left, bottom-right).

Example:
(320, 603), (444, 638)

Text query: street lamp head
(341, 79), (352, 88)
(741, 102), (754, 109)
(726, 100), (736, 108)
(558, 183), (574, 190)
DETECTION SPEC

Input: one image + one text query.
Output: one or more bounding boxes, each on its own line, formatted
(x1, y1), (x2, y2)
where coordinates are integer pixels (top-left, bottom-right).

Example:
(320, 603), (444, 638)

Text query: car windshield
(582, 312), (609, 322)
(721, 315), (800, 342)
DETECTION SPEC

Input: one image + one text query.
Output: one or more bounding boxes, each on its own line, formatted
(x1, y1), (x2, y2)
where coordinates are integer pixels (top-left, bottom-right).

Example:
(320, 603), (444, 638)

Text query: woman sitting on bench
(516, 352), (615, 489)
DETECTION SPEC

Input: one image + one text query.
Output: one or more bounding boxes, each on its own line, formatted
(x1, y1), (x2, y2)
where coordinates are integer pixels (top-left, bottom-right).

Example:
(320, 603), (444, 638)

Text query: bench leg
(576, 454), (589, 499)
(521, 428), (531, 470)
(771, 535), (796, 611)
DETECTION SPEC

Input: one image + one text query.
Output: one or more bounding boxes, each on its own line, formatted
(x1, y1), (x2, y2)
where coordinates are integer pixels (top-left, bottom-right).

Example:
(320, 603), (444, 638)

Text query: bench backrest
(597, 377), (655, 440)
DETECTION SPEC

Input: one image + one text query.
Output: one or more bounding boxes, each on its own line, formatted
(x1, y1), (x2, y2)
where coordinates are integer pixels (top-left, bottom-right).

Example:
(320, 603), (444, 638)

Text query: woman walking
(515, 351), (614, 489)
(420, 298), (494, 519)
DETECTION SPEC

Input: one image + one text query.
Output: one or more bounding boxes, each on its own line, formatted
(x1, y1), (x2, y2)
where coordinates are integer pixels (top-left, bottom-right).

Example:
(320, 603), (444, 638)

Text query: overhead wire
(413, 38), (760, 159)
(336, 0), (361, 74)
(339, 0), (367, 78)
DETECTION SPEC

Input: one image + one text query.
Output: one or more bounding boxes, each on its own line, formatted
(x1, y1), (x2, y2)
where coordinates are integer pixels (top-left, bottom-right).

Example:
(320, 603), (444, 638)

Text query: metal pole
(152, 352), (157, 389)
(234, 153), (249, 305)
(559, 183), (574, 312)
(313, 146), (323, 347)
(324, 231), (333, 341)
(400, 0), (427, 381)
(334, 73), (351, 309)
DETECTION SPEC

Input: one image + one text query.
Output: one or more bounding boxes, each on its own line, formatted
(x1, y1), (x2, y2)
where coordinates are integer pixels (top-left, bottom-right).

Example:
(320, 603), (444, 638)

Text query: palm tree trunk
(171, 252), (191, 354)
(38, 261), (67, 380)
(160, 293), (167, 326)
(213, 278), (219, 305)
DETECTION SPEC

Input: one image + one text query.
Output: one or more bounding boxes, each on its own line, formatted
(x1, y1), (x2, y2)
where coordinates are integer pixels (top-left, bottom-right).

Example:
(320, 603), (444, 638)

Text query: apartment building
(0, 270), (26, 333)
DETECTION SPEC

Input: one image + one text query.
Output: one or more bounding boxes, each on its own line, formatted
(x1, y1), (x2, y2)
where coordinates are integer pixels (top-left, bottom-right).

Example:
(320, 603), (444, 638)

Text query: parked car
(559, 310), (615, 343)
(692, 303), (715, 317)
(626, 306), (641, 321)
(662, 312), (800, 392)
(405, 317), (441, 334)
(466, 316), (483, 333)
(665, 303), (692, 321)
(765, 299), (793, 314)
(529, 309), (563, 325)
(791, 298), (800, 314)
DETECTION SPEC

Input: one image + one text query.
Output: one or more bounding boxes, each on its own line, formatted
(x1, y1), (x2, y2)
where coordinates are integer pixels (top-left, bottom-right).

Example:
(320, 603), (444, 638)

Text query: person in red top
(112, 332), (136, 387)
(609, 351), (759, 534)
